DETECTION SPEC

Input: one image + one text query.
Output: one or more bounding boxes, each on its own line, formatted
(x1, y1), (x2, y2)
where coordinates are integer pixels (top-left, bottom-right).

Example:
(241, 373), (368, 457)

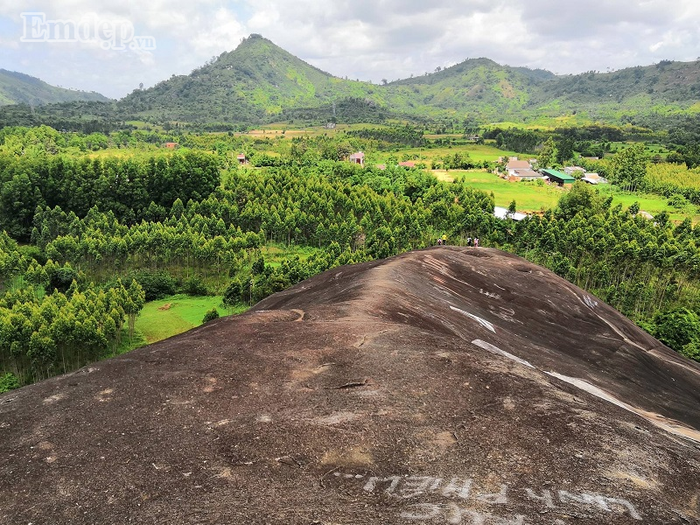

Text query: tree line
(0, 149), (220, 240)
(0, 231), (146, 384)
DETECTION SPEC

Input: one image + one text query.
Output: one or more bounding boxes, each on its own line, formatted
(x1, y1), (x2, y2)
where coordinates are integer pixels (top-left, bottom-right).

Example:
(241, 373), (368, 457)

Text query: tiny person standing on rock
(474, 238), (479, 248)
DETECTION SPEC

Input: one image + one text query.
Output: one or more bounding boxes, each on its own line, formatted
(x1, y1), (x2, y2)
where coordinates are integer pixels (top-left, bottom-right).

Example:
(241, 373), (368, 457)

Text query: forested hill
(117, 34), (384, 124)
(528, 59), (700, 117)
(0, 69), (110, 106)
(5, 35), (700, 127)
(385, 57), (555, 120)
(111, 35), (700, 125)
(116, 37), (557, 123)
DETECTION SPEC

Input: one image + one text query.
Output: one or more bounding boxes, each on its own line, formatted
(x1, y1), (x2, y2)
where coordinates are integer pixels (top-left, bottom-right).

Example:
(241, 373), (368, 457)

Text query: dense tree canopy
(2, 124), (700, 394)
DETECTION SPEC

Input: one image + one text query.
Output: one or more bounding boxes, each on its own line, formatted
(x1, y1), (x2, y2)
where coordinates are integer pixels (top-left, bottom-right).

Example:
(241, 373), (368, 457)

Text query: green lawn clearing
(398, 144), (518, 164)
(120, 295), (246, 353)
(432, 170), (700, 222)
(596, 186), (700, 223)
(261, 244), (318, 267)
(434, 170), (564, 211)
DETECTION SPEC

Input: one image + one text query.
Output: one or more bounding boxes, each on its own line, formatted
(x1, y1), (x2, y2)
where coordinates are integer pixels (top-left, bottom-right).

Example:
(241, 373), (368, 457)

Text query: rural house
(506, 158), (531, 174)
(505, 158), (543, 181)
(349, 152), (365, 166)
(582, 172), (608, 185)
(508, 168), (544, 182)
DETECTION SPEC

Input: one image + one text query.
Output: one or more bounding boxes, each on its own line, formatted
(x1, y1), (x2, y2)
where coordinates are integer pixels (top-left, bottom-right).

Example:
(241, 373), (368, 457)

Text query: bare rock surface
(1, 247), (699, 524)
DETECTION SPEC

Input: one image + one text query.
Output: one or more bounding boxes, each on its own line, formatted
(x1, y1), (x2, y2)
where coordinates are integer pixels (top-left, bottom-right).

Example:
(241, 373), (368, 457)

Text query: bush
(131, 270), (177, 301)
(202, 308), (220, 324)
(251, 256), (265, 275)
(652, 307), (700, 360)
(46, 265), (80, 294)
(18, 244), (47, 265)
(222, 279), (244, 308)
(181, 276), (210, 296)
(681, 342), (700, 361)
(668, 194), (689, 209)
(0, 372), (19, 393)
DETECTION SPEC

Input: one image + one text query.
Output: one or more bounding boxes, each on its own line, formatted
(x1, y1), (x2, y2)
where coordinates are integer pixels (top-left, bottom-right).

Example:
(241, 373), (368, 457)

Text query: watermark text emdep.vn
(20, 12), (156, 51)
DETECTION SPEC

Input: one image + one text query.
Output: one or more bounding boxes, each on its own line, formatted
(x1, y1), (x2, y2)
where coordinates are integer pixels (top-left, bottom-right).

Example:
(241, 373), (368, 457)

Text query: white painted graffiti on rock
(358, 475), (642, 521)
(401, 503), (524, 525)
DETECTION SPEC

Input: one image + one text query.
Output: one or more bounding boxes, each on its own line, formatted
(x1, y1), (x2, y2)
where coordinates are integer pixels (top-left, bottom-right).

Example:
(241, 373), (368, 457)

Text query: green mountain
(0, 69), (110, 106)
(528, 60), (700, 118)
(118, 37), (553, 124)
(387, 58), (700, 122)
(4, 35), (700, 128)
(385, 58), (555, 120)
(119, 35), (700, 126)
(118, 34), (386, 123)
(117, 35), (566, 125)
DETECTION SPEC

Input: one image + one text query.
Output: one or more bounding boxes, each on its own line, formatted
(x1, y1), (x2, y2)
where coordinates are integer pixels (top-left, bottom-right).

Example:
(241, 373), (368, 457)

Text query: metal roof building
(541, 169), (576, 185)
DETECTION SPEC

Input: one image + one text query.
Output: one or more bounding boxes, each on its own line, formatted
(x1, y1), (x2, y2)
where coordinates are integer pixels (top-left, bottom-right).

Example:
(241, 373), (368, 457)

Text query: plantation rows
(3, 125), (700, 391)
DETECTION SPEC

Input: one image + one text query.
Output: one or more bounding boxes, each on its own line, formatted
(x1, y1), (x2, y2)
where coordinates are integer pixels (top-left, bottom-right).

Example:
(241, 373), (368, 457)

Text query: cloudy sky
(1, 0), (699, 99)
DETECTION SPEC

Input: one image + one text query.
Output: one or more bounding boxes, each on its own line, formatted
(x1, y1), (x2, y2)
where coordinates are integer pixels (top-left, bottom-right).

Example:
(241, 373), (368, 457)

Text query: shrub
(202, 308), (220, 324)
(131, 270), (177, 301)
(252, 256), (266, 275)
(653, 307), (700, 359)
(668, 194), (689, 209)
(0, 372), (19, 393)
(46, 265), (80, 294)
(181, 276), (210, 296)
(222, 279), (244, 308)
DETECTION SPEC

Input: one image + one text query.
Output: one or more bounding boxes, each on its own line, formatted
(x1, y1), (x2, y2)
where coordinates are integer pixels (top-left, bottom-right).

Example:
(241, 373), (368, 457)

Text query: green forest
(2, 121), (700, 394)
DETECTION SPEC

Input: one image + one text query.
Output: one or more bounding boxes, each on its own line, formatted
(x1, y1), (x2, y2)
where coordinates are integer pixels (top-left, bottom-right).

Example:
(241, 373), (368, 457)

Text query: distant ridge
(115, 35), (700, 124)
(0, 69), (110, 106)
(4, 35), (700, 126)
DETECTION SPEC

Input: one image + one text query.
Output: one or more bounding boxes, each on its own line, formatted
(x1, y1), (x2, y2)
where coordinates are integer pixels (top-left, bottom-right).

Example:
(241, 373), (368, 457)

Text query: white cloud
(189, 7), (246, 56)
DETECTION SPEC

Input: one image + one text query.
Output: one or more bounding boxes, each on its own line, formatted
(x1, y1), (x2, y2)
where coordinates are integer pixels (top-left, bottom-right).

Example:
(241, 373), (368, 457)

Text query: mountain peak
(233, 33), (276, 52)
(112, 36), (700, 126)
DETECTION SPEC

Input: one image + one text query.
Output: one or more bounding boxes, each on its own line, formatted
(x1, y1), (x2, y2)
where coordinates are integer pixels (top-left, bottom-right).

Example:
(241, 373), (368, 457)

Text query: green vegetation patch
(133, 295), (228, 345)
(434, 170), (563, 211)
(597, 185), (700, 223)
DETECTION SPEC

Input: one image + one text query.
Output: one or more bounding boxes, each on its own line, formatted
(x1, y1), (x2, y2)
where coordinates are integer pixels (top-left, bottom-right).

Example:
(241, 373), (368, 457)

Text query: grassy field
(119, 295), (246, 353)
(608, 141), (670, 155)
(261, 243), (318, 265)
(114, 245), (317, 354)
(433, 169), (700, 221)
(596, 185), (700, 223)
(391, 144), (518, 164)
(488, 113), (596, 129)
(434, 169), (564, 211)
(250, 122), (391, 138)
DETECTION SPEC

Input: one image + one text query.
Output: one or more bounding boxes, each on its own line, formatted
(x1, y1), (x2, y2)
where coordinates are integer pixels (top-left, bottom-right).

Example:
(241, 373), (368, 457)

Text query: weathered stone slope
(1, 247), (699, 524)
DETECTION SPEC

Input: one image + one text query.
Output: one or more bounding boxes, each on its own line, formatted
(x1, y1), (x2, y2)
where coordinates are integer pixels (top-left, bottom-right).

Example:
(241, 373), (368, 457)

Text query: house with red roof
(349, 152), (365, 166)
